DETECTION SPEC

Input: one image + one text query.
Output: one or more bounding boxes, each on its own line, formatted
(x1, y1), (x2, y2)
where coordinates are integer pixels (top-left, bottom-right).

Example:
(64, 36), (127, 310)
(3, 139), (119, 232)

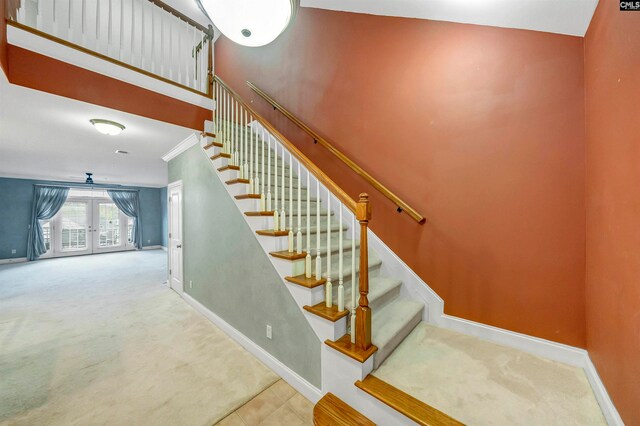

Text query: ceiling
(303, 0), (599, 36)
(0, 73), (195, 187)
(172, 0), (599, 37)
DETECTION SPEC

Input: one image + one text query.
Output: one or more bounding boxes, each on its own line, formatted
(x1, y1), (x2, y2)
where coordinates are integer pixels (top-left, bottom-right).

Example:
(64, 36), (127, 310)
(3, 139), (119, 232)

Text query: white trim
(160, 246), (168, 251)
(585, 356), (624, 426)
(141, 245), (164, 250)
(183, 292), (323, 403)
(162, 133), (200, 162)
(0, 257), (28, 265)
(7, 25), (213, 109)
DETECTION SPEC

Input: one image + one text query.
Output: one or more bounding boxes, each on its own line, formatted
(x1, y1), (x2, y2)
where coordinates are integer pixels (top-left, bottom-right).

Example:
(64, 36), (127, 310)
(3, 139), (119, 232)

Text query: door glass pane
(127, 218), (134, 244)
(60, 202), (87, 250)
(41, 221), (51, 251)
(98, 203), (121, 248)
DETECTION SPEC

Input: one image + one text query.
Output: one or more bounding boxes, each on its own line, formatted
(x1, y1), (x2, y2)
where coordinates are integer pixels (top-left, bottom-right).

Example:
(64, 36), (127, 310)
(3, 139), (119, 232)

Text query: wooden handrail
(214, 76), (357, 214)
(247, 81), (426, 224)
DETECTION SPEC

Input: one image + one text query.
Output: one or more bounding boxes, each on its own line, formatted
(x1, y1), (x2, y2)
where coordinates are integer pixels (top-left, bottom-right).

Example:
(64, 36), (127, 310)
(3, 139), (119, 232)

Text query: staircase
(195, 77), (609, 426)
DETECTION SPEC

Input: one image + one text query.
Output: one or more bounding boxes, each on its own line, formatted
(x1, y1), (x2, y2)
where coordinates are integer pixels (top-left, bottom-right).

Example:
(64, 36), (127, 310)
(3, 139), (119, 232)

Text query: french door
(48, 198), (133, 258)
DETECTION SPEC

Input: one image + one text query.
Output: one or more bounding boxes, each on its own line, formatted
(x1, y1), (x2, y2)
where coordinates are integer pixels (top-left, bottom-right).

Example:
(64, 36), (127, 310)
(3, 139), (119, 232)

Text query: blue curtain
(27, 186), (70, 261)
(108, 190), (142, 249)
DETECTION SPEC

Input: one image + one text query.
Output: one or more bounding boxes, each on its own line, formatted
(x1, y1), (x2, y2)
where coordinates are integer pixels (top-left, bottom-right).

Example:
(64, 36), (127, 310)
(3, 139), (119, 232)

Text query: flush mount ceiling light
(197, 0), (297, 47)
(90, 119), (125, 136)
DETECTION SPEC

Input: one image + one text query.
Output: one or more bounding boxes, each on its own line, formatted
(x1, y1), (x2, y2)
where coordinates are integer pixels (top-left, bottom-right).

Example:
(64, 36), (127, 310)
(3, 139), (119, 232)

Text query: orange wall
(585, 2), (640, 424)
(5, 45), (210, 130)
(216, 8), (587, 347)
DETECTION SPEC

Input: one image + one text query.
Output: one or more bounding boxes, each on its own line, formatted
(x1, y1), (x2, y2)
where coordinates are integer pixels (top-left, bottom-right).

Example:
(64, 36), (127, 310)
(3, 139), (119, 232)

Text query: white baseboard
(182, 292), (323, 404)
(584, 356), (624, 426)
(0, 257), (28, 265)
(142, 245), (164, 251)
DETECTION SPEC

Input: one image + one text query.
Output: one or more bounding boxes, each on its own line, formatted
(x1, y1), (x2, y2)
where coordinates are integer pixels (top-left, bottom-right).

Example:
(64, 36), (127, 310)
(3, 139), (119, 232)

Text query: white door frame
(167, 180), (184, 295)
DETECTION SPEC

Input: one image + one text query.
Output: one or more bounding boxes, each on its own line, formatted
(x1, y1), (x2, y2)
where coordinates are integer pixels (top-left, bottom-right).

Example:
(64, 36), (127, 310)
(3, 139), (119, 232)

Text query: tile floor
(216, 380), (314, 426)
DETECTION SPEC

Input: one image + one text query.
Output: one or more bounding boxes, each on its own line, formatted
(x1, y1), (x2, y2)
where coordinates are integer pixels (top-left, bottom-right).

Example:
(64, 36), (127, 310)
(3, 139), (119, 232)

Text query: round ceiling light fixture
(90, 119), (126, 136)
(197, 0), (297, 47)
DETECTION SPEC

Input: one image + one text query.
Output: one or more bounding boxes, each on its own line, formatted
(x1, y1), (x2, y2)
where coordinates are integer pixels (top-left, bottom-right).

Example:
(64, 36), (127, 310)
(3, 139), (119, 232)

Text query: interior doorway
(41, 189), (134, 258)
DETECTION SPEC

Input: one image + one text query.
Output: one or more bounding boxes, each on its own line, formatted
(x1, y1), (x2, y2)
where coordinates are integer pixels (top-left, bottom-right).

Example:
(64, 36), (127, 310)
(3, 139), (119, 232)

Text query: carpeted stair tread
(372, 298), (424, 368)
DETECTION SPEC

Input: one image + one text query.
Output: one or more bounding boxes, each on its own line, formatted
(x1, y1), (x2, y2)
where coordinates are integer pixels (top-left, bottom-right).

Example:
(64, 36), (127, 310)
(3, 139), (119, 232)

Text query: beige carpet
(373, 323), (606, 426)
(0, 250), (278, 426)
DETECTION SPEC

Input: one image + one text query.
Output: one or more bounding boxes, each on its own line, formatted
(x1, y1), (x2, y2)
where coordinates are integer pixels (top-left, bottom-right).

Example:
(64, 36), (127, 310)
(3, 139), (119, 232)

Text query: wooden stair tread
(256, 229), (289, 237)
(245, 211), (275, 216)
(203, 132), (216, 137)
(304, 302), (349, 322)
(226, 178), (250, 185)
(313, 392), (375, 426)
(270, 250), (307, 260)
(325, 334), (378, 363)
(355, 375), (464, 426)
(211, 153), (231, 160)
(204, 141), (223, 149)
(284, 274), (326, 288)
(218, 165), (240, 171)
(235, 193), (261, 199)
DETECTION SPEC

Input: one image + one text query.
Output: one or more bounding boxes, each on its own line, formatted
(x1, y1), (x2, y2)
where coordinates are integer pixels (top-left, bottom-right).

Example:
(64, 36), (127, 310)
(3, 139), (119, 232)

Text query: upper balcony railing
(6, 0), (213, 96)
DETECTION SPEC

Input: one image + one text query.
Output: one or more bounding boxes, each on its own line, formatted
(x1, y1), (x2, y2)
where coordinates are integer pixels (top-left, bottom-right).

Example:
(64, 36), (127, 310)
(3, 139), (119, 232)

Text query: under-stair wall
(167, 143), (322, 388)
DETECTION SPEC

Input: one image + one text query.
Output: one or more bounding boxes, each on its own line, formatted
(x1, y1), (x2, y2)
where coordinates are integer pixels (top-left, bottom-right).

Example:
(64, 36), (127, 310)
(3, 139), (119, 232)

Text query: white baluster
(338, 205), (344, 311)
(167, 16), (175, 81)
(266, 135), (272, 212)
(305, 170), (311, 277)
(150, 3), (154, 72)
(288, 153), (294, 252)
(130, 0), (134, 64)
(233, 100), (239, 167)
(68, 0), (72, 40)
(159, 6), (164, 75)
(325, 193), (332, 307)
(296, 163), (302, 254)
(351, 215), (356, 343)
(247, 116), (255, 194)
(260, 128), (266, 211)
(95, 0), (100, 51)
(191, 23), (196, 89)
(252, 115), (258, 193)
(239, 107), (244, 178)
(81, 0), (86, 45)
(315, 179), (322, 280)
(280, 144), (286, 231)
(107, 0), (113, 57)
(140, 0), (145, 69)
(53, 0), (58, 36)
(245, 109), (249, 179)
(118, 0), (124, 60)
(248, 114), (254, 193)
(273, 139), (279, 231)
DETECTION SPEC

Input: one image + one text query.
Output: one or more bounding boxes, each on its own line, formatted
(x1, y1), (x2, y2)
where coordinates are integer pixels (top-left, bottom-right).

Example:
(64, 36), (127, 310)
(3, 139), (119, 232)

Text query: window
(60, 202), (88, 250)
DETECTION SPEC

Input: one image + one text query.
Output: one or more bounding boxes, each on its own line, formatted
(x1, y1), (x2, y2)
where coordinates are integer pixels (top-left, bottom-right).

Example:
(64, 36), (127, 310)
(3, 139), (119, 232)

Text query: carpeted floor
(373, 323), (606, 426)
(0, 250), (279, 426)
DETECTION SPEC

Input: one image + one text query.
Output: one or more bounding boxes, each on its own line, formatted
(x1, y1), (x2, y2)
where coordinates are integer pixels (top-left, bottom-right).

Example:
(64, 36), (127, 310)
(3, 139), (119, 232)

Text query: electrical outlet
(189, 280), (193, 289)
(11, 249), (16, 254)
(266, 325), (272, 340)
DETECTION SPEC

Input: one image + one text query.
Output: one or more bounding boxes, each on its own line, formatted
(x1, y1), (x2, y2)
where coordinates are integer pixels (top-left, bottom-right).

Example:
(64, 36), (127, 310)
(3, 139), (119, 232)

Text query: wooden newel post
(355, 193), (372, 350)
